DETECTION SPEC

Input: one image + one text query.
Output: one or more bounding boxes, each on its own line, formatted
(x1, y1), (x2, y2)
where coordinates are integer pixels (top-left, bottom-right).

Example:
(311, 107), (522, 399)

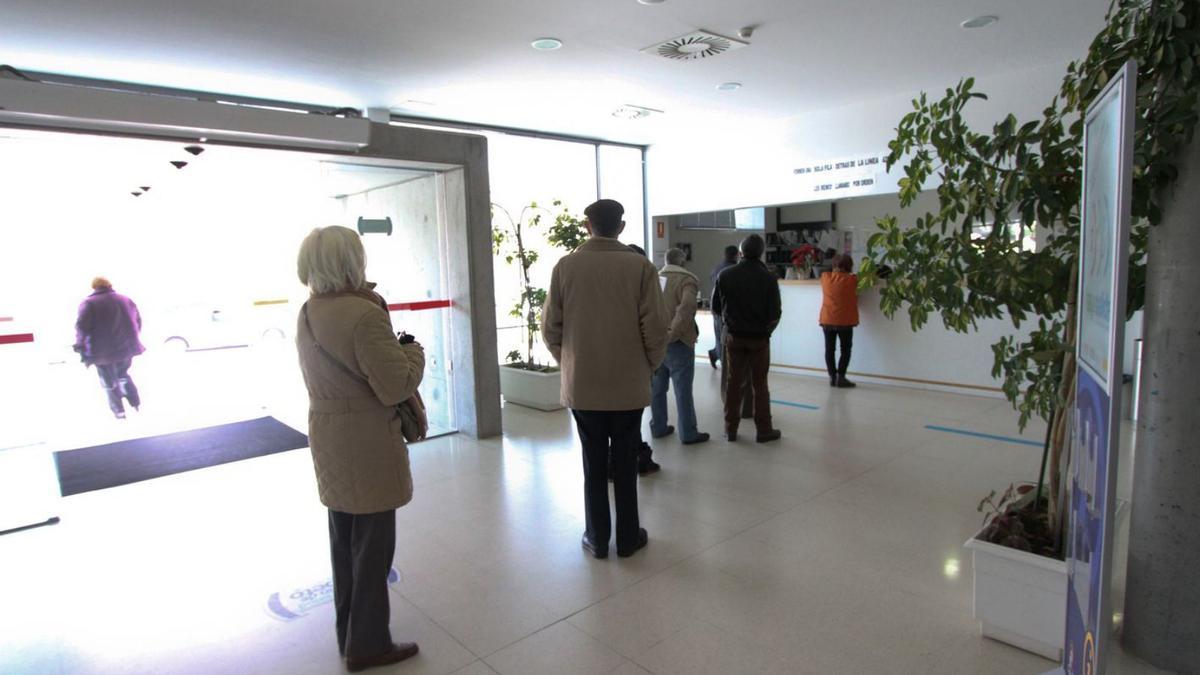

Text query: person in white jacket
(649, 248), (711, 445)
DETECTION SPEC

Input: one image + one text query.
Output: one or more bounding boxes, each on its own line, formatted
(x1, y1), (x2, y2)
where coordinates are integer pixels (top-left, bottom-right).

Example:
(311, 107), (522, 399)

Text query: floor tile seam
(647, 473), (792, 517)
(479, 615), (630, 668)
(393, 588), (490, 660)
(565, 612), (687, 669)
(559, 519), (762, 630)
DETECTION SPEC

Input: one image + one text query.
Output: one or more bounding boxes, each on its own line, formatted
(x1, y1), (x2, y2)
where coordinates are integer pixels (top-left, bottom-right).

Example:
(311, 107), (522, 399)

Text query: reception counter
(698, 279), (1033, 396)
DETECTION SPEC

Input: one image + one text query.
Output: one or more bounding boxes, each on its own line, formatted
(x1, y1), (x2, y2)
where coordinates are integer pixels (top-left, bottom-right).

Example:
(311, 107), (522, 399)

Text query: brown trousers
(722, 334), (772, 433)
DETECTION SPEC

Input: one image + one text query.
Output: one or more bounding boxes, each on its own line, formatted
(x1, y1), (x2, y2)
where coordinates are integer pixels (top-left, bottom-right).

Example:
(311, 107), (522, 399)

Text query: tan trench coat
(296, 290), (425, 514)
(542, 237), (668, 410)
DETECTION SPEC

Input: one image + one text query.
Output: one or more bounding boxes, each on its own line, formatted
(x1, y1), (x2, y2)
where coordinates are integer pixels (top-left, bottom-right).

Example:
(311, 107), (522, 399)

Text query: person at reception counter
(820, 254), (860, 388)
(711, 234), (782, 443)
(73, 276), (145, 419)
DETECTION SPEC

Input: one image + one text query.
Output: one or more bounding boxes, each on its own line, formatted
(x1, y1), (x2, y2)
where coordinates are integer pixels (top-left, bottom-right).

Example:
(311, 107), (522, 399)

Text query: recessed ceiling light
(961, 15), (999, 29)
(638, 0), (667, 4)
(531, 37), (563, 50)
(717, 82), (742, 92)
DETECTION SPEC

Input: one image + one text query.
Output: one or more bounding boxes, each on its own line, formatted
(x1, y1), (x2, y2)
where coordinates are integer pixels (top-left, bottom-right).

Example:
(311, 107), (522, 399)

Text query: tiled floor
(0, 368), (1173, 674)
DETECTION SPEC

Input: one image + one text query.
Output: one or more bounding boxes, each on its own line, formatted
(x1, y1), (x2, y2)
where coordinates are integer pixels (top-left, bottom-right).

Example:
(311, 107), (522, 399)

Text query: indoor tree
(491, 199), (585, 369)
(859, 0), (1200, 556)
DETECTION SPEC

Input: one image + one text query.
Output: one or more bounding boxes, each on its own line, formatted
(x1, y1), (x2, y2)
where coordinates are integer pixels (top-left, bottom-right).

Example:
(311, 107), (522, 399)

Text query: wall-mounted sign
(792, 152), (890, 197)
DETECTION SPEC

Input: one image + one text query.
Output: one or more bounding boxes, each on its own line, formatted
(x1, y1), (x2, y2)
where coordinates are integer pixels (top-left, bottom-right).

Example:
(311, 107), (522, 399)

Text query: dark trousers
(708, 314), (724, 363)
(720, 350), (754, 418)
(572, 409), (642, 550)
(723, 334), (772, 434)
(328, 509), (396, 659)
(96, 359), (140, 414)
(823, 326), (854, 377)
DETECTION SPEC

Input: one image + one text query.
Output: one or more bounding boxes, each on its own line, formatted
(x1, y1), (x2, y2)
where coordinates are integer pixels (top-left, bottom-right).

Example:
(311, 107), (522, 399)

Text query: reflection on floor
(0, 369), (1171, 674)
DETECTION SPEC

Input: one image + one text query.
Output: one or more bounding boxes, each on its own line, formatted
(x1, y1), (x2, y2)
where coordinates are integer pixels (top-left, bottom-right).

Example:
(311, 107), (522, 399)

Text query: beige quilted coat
(296, 290), (425, 514)
(542, 237), (668, 410)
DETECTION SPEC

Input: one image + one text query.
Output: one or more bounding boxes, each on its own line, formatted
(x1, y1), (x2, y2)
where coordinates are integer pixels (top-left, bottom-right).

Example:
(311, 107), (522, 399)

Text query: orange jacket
(819, 271), (859, 327)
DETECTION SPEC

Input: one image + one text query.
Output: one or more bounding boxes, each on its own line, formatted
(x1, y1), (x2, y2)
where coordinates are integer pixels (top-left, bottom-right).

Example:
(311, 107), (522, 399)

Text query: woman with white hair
(295, 225), (425, 672)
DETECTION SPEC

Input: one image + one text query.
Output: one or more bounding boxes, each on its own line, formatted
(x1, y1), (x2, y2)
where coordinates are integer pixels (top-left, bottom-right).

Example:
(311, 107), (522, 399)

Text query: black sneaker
(836, 375), (857, 388)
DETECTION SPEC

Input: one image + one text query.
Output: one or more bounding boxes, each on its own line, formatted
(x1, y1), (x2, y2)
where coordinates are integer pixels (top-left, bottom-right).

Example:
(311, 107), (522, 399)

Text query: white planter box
(499, 364), (564, 411)
(964, 533), (1067, 660)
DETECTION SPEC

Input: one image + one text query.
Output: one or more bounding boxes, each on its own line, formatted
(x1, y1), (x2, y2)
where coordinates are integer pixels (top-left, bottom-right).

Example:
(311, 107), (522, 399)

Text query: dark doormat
(54, 416), (309, 496)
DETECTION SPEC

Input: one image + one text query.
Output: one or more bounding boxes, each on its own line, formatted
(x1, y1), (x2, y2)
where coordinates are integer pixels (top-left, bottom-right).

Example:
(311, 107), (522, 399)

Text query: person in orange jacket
(819, 255), (860, 388)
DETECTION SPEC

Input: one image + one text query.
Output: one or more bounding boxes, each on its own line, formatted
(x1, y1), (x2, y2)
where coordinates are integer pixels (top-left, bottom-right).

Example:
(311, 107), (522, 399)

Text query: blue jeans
(651, 341), (700, 441)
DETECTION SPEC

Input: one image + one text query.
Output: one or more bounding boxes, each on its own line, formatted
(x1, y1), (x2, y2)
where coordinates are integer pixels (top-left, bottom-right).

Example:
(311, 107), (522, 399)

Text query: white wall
(647, 62), (1070, 216)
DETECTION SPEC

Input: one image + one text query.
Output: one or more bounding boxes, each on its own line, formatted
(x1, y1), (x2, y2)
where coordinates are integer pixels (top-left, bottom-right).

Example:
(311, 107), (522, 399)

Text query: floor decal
(266, 567), (402, 621)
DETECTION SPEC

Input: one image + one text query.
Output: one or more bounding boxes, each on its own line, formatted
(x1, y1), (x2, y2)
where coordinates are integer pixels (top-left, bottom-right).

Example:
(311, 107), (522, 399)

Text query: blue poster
(1065, 369), (1111, 675)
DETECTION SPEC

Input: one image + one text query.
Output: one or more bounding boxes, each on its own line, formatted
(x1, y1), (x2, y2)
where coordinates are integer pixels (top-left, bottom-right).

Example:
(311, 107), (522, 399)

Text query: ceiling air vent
(641, 30), (748, 61)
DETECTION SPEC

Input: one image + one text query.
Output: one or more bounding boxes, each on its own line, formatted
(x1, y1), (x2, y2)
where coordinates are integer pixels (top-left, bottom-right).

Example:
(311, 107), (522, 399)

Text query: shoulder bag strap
(302, 303), (369, 384)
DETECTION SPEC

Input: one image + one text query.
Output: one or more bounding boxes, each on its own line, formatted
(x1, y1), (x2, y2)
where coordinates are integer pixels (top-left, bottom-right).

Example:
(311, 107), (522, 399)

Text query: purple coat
(75, 288), (145, 366)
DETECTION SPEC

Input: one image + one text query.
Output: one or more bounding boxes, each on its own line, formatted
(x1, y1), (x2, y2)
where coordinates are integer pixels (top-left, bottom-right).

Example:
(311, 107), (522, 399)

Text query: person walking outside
(820, 254), (860, 388)
(295, 226), (425, 672)
(650, 248), (710, 445)
(73, 276), (144, 419)
(707, 245), (739, 369)
(711, 235), (782, 443)
(543, 199), (667, 559)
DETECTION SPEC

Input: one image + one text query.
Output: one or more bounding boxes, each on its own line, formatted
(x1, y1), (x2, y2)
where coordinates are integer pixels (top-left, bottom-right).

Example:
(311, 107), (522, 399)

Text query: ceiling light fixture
(961, 15), (999, 29)
(717, 82), (742, 92)
(170, 161), (188, 169)
(531, 38), (563, 50)
(637, 0), (667, 4)
(183, 145), (205, 156)
(612, 104), (662, 120)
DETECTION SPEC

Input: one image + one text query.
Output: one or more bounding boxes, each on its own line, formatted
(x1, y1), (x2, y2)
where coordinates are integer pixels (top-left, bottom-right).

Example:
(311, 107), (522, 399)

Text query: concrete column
(360, 123), (502, 439)
(1123, 119), (1200, 671)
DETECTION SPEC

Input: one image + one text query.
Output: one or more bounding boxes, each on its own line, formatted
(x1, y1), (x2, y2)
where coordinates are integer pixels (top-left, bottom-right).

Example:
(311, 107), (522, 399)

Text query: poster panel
(1061, 59), (1135, 675)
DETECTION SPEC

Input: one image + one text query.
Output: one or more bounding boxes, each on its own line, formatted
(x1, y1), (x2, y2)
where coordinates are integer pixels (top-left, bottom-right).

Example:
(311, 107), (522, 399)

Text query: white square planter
(499, 364), (564, 411)
(964, 533), (1067, 660)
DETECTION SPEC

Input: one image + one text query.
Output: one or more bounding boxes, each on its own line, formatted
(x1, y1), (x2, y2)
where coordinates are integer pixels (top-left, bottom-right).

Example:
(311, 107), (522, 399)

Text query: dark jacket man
(711, 260), (782, 339)
(710, 236), (782, 442)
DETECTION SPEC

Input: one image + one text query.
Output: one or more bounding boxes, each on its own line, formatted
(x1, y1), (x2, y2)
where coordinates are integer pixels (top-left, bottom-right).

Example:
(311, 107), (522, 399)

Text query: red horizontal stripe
(0, 333), (34, 345)
(387, 300), (452, 312)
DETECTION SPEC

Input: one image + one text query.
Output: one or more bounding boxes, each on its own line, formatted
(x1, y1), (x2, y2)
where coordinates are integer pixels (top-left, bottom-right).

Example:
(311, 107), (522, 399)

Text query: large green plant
(860, 0), (1200, 552)
(491, 200), (586, 368)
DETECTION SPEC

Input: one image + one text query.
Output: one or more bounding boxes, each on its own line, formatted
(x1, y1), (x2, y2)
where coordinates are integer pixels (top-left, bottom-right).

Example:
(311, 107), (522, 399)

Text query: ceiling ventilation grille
(641, 30), (748, 61)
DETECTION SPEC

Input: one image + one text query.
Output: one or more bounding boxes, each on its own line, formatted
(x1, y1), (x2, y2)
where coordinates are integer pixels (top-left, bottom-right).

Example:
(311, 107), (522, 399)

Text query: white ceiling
(0, 0), (1110, 145)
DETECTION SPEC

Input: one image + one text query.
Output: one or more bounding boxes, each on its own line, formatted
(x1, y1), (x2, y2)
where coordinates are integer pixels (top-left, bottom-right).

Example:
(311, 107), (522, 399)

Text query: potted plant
(790, 244), (819, 279)
(492, 200), (585, 411)
(860, 1), (1199, 658)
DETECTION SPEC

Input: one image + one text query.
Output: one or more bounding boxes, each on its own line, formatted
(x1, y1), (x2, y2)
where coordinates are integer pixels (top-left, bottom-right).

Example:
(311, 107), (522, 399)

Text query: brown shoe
(346, 642), (419, 672)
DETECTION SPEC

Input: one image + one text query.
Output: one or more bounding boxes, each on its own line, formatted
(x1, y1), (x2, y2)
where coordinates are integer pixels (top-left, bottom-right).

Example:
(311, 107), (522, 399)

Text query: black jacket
(710, 259), (782, 338)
